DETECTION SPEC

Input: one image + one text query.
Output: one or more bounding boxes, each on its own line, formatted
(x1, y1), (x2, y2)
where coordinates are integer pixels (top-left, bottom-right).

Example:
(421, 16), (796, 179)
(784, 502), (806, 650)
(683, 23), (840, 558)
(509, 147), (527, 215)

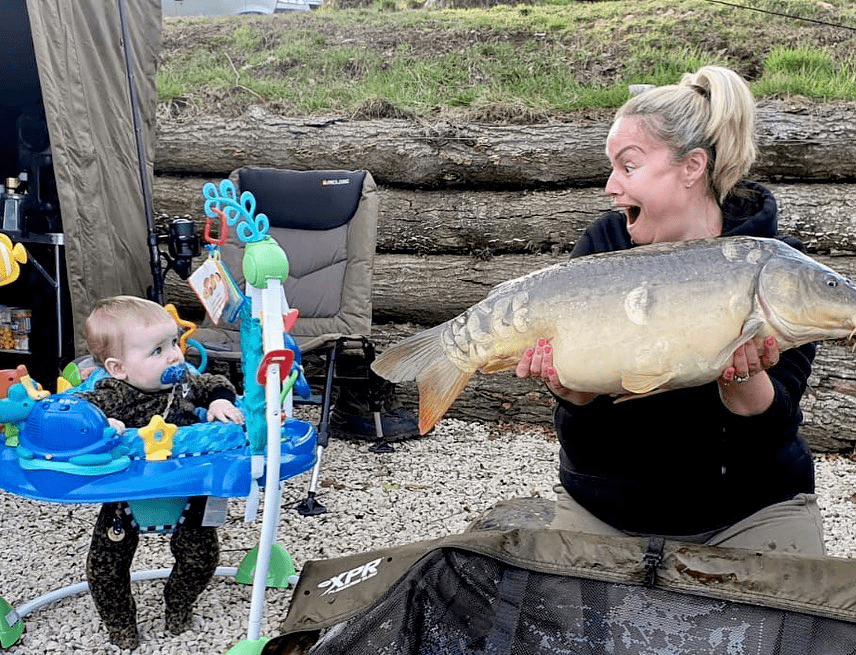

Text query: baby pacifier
(160, 363), (187, 385)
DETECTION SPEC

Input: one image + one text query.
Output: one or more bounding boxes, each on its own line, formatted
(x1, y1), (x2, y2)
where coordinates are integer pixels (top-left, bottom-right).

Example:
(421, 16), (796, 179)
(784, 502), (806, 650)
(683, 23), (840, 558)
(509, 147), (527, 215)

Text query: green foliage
(765, 46), (834, 77)
(622, 45), (726, 88)
(755, 46), (856, 100)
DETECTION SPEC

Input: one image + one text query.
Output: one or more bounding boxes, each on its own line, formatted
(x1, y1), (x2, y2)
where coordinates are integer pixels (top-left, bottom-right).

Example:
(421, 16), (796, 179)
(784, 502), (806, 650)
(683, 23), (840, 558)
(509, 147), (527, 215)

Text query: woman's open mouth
(626, 206), (641, 226)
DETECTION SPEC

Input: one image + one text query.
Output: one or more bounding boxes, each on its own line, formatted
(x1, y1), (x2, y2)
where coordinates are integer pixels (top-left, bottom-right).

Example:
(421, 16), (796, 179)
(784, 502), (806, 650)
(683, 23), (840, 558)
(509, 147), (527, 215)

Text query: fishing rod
(117, 0), (165, 305)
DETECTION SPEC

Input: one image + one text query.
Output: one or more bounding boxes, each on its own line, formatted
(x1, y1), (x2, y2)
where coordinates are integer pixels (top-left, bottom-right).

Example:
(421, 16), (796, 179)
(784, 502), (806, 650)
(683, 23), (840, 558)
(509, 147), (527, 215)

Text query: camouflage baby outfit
(78, 374), (236, 649)
(77, 373), (237, 428)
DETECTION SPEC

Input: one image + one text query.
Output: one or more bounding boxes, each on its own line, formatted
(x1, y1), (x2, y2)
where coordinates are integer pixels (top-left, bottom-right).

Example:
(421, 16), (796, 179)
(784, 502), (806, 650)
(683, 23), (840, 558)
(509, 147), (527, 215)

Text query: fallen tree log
(155, 100), (856, 186)
(154, 177), (856, 255)
(154, 159), (856, 453)
(164, 248), (856, 327)
(803, 341), (856, 452)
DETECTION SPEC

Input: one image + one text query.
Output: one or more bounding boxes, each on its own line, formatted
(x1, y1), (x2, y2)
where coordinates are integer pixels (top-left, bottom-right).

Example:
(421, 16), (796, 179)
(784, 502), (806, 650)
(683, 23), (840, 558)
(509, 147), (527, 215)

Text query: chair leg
(295, 342), (339, 516)
(363, 339), (394, 454)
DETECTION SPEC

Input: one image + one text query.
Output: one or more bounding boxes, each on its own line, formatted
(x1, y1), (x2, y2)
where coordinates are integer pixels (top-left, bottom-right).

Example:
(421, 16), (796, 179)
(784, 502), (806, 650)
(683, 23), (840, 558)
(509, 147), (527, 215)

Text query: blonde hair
(84, 295), (173, 365)
(613, 65), (757, 203)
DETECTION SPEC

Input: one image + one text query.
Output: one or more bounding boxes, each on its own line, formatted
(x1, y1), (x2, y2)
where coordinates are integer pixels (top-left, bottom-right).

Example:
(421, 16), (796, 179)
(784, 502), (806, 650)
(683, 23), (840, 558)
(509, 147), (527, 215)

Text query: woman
(516, 66), (823, 554)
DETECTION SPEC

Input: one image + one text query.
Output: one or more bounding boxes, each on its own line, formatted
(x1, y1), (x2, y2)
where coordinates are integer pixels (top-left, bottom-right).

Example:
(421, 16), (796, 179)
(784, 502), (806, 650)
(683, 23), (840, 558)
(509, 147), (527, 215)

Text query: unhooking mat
(261, 525), (856, 655)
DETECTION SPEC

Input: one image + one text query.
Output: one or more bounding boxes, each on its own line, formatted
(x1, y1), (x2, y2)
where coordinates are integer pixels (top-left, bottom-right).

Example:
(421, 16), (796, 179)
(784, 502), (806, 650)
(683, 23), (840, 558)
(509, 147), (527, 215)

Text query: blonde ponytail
(614, 66), (757, 202)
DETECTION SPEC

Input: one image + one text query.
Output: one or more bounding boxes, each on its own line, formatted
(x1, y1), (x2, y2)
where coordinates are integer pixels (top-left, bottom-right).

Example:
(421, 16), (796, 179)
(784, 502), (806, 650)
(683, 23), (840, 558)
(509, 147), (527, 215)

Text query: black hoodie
(554, 181), (815, 536)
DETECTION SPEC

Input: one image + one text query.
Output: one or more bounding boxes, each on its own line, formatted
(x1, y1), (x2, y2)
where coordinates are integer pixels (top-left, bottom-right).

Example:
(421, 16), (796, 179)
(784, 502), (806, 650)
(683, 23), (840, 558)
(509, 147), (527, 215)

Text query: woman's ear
(103, 357), (127, 380)
(684, 147), (709, 188)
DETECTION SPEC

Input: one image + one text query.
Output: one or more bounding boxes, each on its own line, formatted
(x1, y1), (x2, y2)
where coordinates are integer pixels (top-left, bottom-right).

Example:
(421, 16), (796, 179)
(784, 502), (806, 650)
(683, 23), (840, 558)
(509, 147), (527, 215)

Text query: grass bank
(158, 0), (856, 119)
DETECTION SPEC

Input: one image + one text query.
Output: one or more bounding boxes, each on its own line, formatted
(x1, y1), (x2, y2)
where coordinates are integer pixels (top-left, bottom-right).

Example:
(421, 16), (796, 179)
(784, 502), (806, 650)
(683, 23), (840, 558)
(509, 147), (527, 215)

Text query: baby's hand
(107, 417), (126, 435)
(207, 398), (245, 425)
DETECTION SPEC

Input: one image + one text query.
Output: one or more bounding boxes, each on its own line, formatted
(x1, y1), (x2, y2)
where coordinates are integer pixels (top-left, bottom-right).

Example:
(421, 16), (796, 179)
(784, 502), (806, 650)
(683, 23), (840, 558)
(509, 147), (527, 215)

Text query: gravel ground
(1, 417), (854, 654)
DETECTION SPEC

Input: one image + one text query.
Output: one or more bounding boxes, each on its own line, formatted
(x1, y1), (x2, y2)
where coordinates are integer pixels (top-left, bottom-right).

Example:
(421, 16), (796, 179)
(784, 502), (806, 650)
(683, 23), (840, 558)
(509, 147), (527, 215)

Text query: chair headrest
(237, 168), (367, 230)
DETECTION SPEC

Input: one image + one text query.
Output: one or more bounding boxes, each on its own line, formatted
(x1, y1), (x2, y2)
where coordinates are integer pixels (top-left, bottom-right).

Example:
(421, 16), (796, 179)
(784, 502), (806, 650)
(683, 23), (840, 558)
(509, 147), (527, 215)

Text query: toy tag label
(202, 496), (228, 527)
(189, 257), (243, 325)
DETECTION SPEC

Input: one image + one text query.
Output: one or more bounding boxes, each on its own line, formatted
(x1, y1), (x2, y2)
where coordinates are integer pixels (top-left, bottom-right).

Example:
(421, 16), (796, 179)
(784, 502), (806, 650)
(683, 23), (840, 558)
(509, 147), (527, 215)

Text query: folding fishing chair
(196, 167), (385, 516)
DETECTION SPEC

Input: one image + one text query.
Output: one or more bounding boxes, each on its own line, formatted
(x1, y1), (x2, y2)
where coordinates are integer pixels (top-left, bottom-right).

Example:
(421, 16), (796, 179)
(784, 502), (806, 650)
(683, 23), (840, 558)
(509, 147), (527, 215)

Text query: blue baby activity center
(0, 179), (317, 654)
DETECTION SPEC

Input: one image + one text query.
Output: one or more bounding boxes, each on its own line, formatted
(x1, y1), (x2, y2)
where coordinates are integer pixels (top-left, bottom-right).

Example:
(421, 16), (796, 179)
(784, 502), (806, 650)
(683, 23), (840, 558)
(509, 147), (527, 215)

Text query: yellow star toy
(138, 415), (178, 461)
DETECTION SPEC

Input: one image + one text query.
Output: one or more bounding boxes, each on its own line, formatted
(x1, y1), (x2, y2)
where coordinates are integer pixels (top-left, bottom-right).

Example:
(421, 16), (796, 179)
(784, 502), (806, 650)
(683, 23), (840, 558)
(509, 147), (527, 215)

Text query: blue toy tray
(0, 416), (316, 504)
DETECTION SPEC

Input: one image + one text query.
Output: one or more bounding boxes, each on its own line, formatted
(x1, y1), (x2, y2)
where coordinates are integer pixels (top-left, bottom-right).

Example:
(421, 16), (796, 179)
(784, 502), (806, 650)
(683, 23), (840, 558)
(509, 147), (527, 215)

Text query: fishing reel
(158, 218), (200, 280)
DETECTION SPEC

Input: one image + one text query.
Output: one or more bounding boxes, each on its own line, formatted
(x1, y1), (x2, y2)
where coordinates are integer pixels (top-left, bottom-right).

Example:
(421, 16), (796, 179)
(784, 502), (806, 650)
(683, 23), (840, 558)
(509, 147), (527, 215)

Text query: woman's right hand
(515, 337), (598, 406)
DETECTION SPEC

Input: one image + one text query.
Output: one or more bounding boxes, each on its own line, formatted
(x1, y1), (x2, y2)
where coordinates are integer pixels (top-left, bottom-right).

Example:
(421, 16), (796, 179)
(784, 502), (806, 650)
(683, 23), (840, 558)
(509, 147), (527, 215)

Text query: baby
(76, 295), (244, 649)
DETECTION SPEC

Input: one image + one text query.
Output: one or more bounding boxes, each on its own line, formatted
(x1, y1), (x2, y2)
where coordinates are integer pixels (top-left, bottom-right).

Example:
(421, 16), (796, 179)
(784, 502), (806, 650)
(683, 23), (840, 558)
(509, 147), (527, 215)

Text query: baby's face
(118, 318), (184, 392)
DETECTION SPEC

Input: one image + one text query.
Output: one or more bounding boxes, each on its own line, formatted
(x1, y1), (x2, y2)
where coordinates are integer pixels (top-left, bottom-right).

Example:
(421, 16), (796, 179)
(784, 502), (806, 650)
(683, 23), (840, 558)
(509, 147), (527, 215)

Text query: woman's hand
(717, 336), (778, 415)
(515, 337), (598, 406)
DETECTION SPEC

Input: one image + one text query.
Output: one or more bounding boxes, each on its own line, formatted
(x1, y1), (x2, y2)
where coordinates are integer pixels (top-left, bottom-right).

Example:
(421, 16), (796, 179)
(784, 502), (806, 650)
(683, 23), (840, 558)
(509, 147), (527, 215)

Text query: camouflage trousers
(86, 497), (219, 649)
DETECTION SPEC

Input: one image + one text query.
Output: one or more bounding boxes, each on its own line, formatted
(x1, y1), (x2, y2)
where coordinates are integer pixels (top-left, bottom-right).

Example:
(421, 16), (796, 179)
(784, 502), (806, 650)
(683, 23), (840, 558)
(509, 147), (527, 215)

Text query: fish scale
(373, 236), (856, 434)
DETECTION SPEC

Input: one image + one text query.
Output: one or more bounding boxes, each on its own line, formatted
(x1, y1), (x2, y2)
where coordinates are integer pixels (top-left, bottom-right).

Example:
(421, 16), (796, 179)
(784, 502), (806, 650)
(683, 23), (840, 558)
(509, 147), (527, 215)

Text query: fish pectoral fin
(620, 371), (674, 395)
(713, 317), (765, 370)
(613, 387), (672, 403)
(479, 356), (519, 374)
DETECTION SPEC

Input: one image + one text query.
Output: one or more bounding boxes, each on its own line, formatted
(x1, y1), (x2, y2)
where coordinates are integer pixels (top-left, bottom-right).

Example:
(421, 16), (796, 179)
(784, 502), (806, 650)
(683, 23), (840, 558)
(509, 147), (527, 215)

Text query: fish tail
(372, 324), (473, 434)
(416, 363), (472, 435)
(371, 324), (448, 384)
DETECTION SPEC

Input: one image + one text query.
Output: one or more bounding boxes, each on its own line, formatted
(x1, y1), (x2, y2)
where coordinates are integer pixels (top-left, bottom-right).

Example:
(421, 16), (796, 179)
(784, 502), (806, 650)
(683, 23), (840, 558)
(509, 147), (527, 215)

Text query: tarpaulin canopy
(24, 0), (162, 354)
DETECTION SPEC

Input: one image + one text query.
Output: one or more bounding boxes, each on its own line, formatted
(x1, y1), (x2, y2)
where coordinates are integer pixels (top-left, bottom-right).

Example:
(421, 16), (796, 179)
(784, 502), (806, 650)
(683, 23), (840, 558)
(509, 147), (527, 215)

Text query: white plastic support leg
(245, 280), (287, 643)
(15, 567), (240, 619)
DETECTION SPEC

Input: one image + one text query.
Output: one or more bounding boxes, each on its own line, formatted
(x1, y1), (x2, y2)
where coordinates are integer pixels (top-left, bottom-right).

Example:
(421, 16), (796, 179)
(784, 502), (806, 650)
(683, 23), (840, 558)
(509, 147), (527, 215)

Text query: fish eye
(826, 277), (839, 288)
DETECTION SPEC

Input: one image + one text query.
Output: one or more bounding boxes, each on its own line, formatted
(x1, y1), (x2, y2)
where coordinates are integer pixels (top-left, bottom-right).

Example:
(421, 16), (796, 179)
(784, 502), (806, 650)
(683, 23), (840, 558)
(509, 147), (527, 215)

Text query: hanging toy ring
(204, 207), (230, 246)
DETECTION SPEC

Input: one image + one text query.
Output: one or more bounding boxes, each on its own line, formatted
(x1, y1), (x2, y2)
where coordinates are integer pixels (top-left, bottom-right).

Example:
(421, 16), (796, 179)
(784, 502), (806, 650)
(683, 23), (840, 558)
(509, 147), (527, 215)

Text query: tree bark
(155, 100), (856, 186)
(162, 250), (856, 325)
(803, 341), (856, 453)
(152, 102), (856, 452)
(154, 176), (856, 255)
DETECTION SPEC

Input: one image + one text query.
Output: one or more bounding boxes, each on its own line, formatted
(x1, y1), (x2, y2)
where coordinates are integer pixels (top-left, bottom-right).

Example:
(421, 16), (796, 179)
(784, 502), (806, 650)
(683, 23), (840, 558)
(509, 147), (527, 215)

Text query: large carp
(372, 236), (856, 434)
